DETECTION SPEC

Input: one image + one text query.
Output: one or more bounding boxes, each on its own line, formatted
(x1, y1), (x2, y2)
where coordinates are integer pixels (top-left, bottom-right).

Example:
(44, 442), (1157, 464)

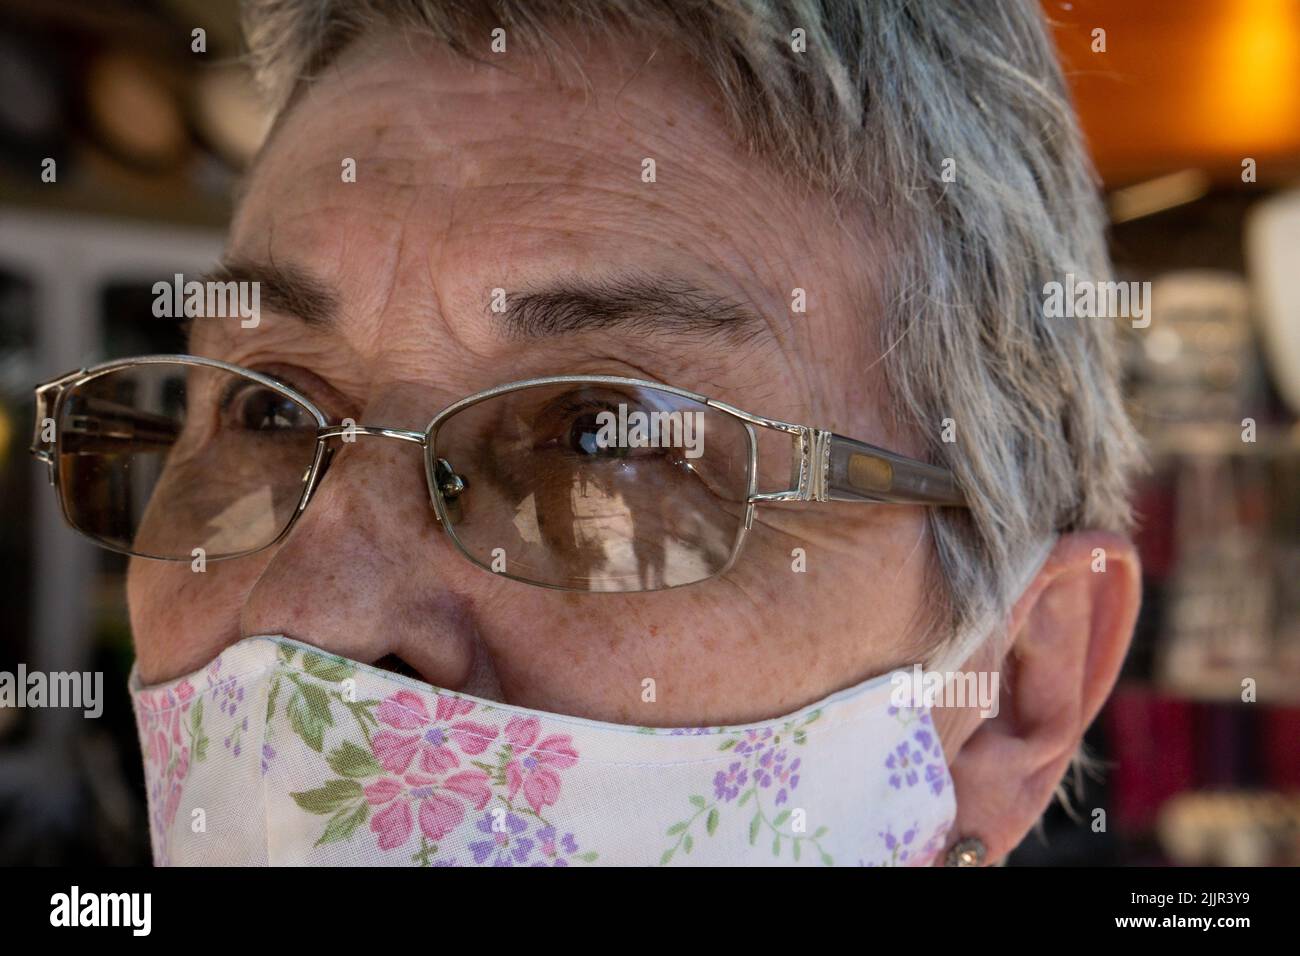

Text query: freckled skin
(127, 33), (934, 728)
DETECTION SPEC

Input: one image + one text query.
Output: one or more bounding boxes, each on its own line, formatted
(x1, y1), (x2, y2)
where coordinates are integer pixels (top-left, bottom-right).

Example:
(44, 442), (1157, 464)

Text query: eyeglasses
(30, 355), (966, 592)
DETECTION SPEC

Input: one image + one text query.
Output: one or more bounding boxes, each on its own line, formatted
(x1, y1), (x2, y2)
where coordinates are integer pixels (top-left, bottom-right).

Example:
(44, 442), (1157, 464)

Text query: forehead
(229, 32), (862, 341)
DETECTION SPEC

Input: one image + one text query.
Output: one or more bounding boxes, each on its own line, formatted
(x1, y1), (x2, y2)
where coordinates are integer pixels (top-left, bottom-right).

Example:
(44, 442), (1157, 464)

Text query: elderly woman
(33, 0), (1140, 866)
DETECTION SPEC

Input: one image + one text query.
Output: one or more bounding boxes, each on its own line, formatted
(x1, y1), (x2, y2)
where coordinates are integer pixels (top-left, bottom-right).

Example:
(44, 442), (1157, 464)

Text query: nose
(239, 427), (499, 696)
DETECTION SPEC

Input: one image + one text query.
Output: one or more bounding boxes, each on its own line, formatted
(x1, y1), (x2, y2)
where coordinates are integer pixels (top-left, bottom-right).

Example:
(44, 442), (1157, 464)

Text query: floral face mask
(130, 636), (955, 866)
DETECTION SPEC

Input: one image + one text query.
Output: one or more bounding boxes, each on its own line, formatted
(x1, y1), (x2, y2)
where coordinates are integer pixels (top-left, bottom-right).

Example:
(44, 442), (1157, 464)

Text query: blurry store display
(0, 212), (220, 865)
(192, 64), (271, 169)
(1158, 458), (1279, 700)
(1247, 188), (1300, 416)
(0, 32), (71, 172)
(1127, 271), (1260, 432)
(85, 51), (188, 171)
(1157, 790), (1300, 866)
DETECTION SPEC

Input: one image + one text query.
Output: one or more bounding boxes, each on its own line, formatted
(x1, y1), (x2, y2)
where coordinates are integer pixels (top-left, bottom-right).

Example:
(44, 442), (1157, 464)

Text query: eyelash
(245, 364), (351, 422)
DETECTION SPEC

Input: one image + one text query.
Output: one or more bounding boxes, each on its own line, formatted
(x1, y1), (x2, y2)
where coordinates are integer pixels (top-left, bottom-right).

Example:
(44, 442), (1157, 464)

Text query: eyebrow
(199, 258), (340, 327)
(498, 273), (766, 342)
(195, 259), (766, 342)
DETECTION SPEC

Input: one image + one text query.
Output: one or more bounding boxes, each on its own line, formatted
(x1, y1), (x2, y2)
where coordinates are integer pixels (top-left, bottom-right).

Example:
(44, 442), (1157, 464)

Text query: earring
(944, 837), (986, 867)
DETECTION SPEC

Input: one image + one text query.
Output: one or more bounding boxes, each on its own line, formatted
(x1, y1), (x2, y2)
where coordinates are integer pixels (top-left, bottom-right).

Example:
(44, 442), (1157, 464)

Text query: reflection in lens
(432, 382), (752, 591)
(57, 362), (319, 559)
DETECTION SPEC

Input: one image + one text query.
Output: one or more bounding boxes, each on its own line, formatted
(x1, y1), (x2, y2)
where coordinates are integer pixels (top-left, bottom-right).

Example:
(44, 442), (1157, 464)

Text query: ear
(938, 531), (1141, 864)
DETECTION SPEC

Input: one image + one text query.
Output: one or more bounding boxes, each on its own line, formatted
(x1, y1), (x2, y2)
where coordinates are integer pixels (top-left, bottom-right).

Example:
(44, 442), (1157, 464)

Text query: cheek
(127, 556), (265, 684)
(471, 585), (756, 724)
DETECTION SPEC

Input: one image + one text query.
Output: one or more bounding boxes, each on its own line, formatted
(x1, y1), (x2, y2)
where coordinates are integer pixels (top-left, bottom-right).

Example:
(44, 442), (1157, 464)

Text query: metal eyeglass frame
(31, 354), (967, 591)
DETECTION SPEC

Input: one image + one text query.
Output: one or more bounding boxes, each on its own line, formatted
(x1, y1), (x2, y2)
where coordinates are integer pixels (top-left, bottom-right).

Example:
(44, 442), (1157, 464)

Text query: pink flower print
(371, 731), (423, 775)
(434, 695), (499, 754)
(503, 716), (578, 813)
(369, 797), (414, 851)
(364, 777), (404, 805)
(166, 697), (184, 747)
(435, 695), (474, 721)
(374, 690), (500, 773)
(447, 719), (498, 755)
(915, 817), (953, 866)
(364, 769), (492, 850)
(377, 690), (429, 730)
(416, 791), (466, 842)
(162, 780), (182, 832)
(148, 727), (168, 767)
(417, 728), (461, 774)
(441, 770), (493, 811)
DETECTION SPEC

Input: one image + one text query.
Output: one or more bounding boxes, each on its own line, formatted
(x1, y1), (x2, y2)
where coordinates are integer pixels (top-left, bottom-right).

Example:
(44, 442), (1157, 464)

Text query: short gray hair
(241, 0), (1141, 667)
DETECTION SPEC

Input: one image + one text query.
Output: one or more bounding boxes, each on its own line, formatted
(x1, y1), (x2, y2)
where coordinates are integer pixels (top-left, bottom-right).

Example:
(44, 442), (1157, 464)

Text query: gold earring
(944, 837), (986, 867)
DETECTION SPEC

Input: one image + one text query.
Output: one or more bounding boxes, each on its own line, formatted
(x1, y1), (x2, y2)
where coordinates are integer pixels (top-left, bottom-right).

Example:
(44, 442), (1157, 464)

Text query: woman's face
(127, 33), (1142, 865)
(128, 33), (932, 726)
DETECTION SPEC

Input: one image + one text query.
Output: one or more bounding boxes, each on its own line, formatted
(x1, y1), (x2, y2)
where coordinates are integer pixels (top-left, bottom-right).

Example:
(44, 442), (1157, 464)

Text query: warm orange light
(1048, 0), (1300, 183)
(1200, 0), (1300, 152)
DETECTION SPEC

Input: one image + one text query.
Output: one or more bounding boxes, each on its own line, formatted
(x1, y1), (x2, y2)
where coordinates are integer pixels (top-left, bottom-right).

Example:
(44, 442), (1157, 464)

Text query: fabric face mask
(130, 636), (955, 866)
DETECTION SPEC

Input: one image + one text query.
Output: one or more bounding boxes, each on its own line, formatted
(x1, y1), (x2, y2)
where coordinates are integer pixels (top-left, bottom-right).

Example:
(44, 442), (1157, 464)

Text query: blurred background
(0, 0), (1297, 865)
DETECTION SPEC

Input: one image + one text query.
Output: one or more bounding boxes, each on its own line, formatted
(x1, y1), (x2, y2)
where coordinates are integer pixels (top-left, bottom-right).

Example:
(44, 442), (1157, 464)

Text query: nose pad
(429, 457), (466, 524)
(435, 457), (466, 499)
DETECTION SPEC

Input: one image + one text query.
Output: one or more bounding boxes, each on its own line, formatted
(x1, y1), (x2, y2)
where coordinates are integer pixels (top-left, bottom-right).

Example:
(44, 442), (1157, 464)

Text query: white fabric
(131, 636), (954, 866)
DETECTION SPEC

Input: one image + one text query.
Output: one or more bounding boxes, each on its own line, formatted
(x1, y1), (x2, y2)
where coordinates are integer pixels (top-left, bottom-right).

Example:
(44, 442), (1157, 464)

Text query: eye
(219, 382), (308, 432)
(566, 408), (629, 459)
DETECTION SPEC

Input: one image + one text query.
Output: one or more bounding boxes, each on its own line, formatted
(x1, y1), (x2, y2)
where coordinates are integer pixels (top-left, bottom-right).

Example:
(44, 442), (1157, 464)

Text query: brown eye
(567, 409), (628, 459)
(220, 383), (308, 433)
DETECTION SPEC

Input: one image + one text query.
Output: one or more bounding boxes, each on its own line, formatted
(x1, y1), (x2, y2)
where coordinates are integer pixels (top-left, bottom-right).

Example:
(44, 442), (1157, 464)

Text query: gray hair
(241, 0), (1141, 668)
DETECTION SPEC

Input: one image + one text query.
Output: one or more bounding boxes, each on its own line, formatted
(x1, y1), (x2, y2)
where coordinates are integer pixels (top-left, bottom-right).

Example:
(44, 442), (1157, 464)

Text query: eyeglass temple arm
(31, 379), (180, 459)
(821, 432), (965, 507)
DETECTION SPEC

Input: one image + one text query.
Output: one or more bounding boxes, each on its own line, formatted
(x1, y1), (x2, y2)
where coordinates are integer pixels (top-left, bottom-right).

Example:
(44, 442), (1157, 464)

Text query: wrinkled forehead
(227, 30), (872, 336)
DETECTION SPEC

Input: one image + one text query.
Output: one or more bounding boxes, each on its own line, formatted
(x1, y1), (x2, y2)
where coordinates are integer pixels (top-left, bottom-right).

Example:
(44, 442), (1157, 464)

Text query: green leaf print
(291, 778), (362, 815)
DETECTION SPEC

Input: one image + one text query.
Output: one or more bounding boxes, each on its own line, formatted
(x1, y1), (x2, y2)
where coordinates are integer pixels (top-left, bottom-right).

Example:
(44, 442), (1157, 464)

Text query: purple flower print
(886, 724), (946, 793)
(261, 743), (276, 775)
(466, 813), (585, 866)
(885, 739), (923, 789)
(925, 762), (946, 797)
(755, 748), (800, 805)
(532, 825), (582, 867)
(879, 822), (921, 864)
(867, 818), (951, 867)
(733, 728), (774, 757)
(468, 811), (534, 866)
(772, 755), (801, 806)
(209, 666), (245, 719)
(713, 761), (748, 802)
